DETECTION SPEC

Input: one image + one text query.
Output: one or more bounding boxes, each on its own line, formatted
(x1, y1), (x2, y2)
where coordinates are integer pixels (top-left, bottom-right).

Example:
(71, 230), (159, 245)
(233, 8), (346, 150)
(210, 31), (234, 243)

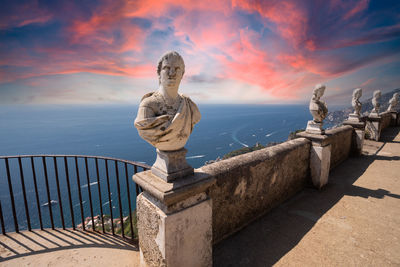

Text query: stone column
(366, 114), (382, 141)
(398, 112), (400, 126)
(296, 132), (331, 189)
(343, 119), (366, 156)
(389, 111), (399, 126)
(133, 170), (215, 267)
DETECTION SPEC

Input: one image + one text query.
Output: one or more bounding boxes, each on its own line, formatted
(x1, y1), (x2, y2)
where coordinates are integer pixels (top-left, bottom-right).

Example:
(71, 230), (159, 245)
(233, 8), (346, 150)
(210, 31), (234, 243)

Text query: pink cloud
(0, 0), (53, 29)
(360, 77), (376, 87)
(343, 0), (370, 20)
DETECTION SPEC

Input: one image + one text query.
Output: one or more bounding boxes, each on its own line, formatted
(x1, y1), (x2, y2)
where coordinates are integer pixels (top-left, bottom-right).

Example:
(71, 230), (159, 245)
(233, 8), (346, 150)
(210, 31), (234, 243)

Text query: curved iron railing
(0, 155), (150, 241)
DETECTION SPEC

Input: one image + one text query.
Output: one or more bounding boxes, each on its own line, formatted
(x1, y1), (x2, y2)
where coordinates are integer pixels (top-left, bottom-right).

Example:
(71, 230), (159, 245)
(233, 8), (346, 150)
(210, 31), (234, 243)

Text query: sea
(0, 104), (314, 232)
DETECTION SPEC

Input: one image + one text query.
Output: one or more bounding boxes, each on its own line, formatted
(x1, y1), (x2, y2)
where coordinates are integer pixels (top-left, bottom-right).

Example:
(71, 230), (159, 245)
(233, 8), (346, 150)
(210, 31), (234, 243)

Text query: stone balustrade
(133, 72), (399, 266)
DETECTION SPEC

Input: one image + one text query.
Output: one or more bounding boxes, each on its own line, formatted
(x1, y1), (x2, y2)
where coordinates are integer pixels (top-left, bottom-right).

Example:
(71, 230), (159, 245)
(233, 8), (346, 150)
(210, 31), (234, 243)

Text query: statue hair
(353, 88), (362, 98)
(157, 51), (185, 78)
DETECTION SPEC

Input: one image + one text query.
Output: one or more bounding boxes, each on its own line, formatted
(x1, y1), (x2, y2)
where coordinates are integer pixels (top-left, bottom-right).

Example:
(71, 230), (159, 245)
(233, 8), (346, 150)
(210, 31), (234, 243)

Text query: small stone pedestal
(343, 119), (366, 156)
(366, 114), (382, 141)
(152, 148), (193, 182)
(306, 120), (324, 134)
(133, 170), (215, 267)
(296, 132), (331, 189)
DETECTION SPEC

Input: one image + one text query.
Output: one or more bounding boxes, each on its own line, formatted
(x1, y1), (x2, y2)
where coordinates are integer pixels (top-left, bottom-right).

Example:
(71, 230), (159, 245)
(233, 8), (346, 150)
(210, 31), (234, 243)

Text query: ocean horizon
(0, 104), (320, 232)
(0, 104), (317, 167)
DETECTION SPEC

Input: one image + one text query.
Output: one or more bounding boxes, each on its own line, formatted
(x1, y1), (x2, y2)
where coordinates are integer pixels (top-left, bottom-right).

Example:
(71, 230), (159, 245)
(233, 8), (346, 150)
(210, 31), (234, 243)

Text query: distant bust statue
(134, 51), (201, 151)
(309, 84), (328, 123)
(371, 90), (381, 116)
(306, 84), (328, 134)
(352, 88), (362, 116)
(347, 88), (363, 122)
(387, 93), (399, 112)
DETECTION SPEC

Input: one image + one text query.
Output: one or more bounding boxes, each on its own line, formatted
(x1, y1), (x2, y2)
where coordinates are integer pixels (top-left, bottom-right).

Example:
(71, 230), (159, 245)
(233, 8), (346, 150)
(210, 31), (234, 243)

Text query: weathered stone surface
(137, 193), (212, 267)
(325, 126), (353, 169)
(365, 114), (386, 141)
(343, 120), (365, 130)
(137, 194), (166, 267)
(387, 93), (399, 112)
(201, 138), (311, 244)
(134, 51), (200, 180)
(306, 84), (328, 134)
(134, 51), (200, 152)
(296, 131), (330, 146)
(353, 129), (365, 156)
(390, 112), (398, 126)
(340, 126), (365, 156)
(310, 144), (331, 189)
(306, 120), (324, 134)
(298, 126), (353, 172)
(133, 170), (214, 209)
(151, 148), (193, 182)
(380, 111), (392, 130)
(370, 90), (381, 116)
(350, 88), (363, 120)
(134, 168), (214, 266)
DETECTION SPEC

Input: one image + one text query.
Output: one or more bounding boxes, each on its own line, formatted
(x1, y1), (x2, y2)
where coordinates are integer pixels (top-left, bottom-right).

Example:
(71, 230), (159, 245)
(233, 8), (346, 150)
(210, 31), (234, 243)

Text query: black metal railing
(0, 155), (149, 241)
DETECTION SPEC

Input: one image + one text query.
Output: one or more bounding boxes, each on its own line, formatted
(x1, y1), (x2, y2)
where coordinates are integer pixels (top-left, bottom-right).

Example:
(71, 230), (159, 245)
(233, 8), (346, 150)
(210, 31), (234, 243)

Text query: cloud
(1, 0), (400, 104)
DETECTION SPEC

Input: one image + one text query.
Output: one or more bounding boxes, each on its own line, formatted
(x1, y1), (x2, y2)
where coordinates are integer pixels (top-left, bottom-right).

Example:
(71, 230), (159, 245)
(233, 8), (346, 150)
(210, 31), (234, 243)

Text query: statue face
(160, 56), (184, 88)
(355, 89), (362, 99)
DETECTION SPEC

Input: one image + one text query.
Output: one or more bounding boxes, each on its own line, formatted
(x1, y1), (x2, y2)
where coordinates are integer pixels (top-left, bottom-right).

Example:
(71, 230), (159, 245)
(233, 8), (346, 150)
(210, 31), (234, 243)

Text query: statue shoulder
(181, 94), (195, 104)
(140, 92), (154, 102)
(139, 92), (161, 108)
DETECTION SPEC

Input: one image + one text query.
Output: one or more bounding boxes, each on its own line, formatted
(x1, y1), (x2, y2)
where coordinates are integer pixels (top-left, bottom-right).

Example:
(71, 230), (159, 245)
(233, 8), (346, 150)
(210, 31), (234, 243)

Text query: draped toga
(134, 92), (201, 151)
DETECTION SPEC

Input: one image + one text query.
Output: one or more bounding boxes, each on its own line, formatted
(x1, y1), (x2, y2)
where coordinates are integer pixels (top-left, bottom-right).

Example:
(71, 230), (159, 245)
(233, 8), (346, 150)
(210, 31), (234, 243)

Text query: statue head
(373, 90), (381, 100)
(312, 84), (326, 100)
(157, 51), (185, 89)
(353, 88), (362, 100)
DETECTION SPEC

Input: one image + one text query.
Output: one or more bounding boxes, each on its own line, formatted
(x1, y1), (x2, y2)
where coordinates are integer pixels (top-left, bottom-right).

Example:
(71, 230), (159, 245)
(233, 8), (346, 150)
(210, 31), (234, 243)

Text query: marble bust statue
(370, 90), (381, 116)
(134, 51), (201, 151)
(306, 84), (328, 134)
(387, 93), (399, 112)
(348, 88), (362, 121)
(134, 51), (201, 181)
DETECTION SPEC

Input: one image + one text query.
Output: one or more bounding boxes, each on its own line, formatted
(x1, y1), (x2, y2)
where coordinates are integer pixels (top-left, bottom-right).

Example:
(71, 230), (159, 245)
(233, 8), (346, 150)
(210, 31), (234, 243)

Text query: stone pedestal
(366, 114), (382, 141)
(133, 170), (215, 267)
(296, 132), (331, 189)
(389, 111), (399, 126)
(306, 120), (324, 134)
(398, 112), (400, 126)
(151, 148), (193, 182)
(348, 113), (361, 122)
(343, 120), (366, 156)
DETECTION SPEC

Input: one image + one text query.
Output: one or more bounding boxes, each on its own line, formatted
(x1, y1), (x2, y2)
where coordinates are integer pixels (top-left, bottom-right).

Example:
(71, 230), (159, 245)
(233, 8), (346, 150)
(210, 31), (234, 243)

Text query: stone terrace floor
(215, 126), (400, 266)
(0, 229), (139, 266)
(1, 127), (399, 266)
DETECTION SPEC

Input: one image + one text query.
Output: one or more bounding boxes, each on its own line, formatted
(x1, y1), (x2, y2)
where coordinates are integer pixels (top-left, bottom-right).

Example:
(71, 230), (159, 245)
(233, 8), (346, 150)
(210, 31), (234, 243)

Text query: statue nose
(169, 68), (176, 76)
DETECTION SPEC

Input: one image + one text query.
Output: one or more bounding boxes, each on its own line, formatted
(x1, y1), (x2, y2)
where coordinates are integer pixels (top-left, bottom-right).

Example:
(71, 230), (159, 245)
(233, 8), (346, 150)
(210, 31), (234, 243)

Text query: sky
(1, 0), (400, 105)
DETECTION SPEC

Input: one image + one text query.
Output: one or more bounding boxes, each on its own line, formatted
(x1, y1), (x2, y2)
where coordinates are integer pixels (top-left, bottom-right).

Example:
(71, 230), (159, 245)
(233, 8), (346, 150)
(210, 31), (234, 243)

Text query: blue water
(0, 104), (311, 166)
(0, 104), (312, 231)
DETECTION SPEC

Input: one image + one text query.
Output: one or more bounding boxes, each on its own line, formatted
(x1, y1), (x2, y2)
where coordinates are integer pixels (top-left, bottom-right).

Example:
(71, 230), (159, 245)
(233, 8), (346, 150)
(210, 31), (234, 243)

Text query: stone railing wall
(134, 107), (398, 266)
(380, 112), (392, 130)
(200, 124), (358, 244)
(201, 138), (311, 244)
(325, 125), (353, 170)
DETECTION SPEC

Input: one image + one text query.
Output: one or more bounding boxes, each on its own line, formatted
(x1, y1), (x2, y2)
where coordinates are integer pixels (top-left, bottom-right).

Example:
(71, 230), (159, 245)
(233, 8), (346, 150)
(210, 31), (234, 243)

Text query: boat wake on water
(231, 124), (249, 148)
(186, 155), (206, 159)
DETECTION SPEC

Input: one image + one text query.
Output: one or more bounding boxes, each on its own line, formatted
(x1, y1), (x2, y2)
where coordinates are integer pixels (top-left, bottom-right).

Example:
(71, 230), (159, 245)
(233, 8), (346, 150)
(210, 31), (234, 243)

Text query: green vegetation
(116, 211), (138, 238)
(93, 211), (138, 240)
(222, 142), (280, 160)
(223, 143), (265, 159)
(288, 129), (305, 140)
